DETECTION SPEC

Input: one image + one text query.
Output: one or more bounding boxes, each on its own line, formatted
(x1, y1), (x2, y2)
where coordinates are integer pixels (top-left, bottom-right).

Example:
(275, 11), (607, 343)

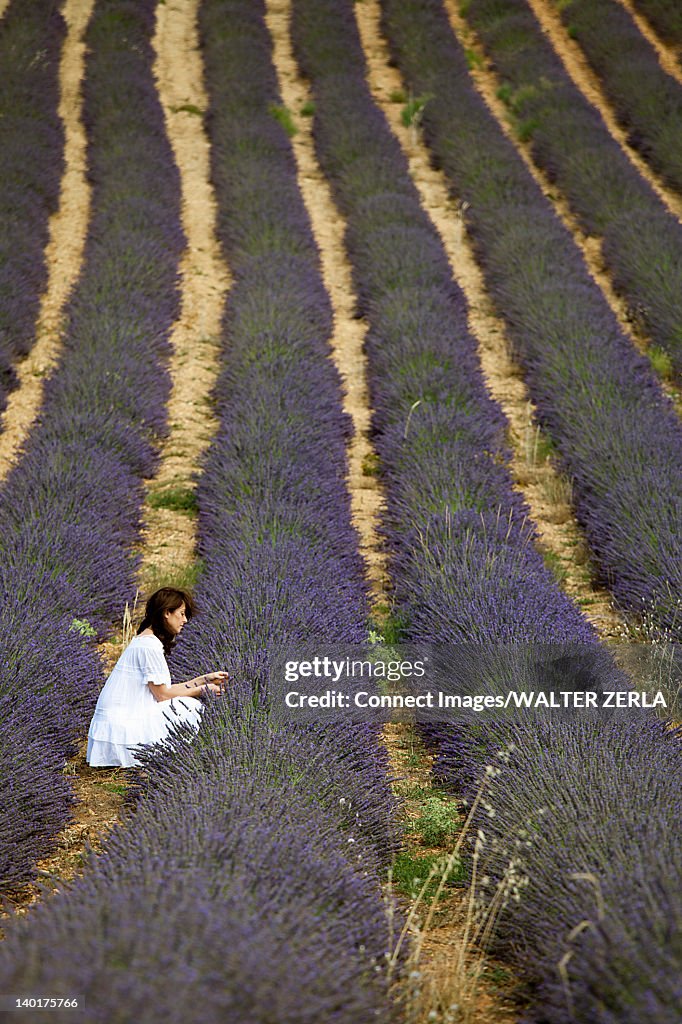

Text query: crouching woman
(87, 587), (228, 768)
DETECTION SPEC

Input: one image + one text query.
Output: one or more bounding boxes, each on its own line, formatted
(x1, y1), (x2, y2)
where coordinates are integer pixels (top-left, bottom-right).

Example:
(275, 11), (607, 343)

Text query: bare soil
(142, 0), (230, 589)
(0, 0), (93, 482)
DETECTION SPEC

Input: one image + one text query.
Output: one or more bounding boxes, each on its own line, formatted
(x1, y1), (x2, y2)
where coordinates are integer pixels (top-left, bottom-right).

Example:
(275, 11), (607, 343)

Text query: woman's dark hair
(136, 587), (196, 656)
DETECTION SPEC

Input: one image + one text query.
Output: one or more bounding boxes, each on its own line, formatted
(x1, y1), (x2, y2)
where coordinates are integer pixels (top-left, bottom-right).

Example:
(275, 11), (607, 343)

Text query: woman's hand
(200, 671), (229, 695)
(204, 671), (229, 688)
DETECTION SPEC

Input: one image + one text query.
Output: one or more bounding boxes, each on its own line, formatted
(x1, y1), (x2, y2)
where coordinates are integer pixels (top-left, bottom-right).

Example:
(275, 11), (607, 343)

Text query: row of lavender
(465, 0), (682, 382)
(556, 0), (682, 196)
(0, 0), (183, 890)
(0, 0), (64, 414)
(632, 0), (682, 51)
(291, 0), (682, 1020)
(382, 0), (682, 642)
(0, 1), (402, 1018)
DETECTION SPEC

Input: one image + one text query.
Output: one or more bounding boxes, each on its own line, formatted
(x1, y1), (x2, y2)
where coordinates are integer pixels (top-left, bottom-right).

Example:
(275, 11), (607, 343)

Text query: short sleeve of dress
(140, 642), (170, 687)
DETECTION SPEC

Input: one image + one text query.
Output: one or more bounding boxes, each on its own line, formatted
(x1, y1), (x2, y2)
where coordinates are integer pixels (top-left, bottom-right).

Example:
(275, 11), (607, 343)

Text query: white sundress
(86, 634), (203, 767)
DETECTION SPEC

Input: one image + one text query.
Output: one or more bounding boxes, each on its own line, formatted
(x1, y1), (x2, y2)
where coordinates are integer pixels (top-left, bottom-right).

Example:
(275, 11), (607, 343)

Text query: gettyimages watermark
(267, 642), (682, 724)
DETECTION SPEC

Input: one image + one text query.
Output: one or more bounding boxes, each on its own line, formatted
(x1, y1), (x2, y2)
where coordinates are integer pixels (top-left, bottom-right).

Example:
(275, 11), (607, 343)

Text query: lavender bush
(0, 1), (402, 1016)
(0, 0), (184, 889)
(0, 694), (74, 890)
(292, 0), (682, 1018)
(381, 0), (682, 641)
(452, 711), (682, 1024)
(557, 0), (682, 196)
(0, 716), (398, 1024)
(465, 0), (682, 381)
(0, 0), (64, 414)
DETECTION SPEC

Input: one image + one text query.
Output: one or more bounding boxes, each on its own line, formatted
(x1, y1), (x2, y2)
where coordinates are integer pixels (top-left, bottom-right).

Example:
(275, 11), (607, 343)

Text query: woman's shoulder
(117, 634), (165, 663)
(132, 632), (164, 649)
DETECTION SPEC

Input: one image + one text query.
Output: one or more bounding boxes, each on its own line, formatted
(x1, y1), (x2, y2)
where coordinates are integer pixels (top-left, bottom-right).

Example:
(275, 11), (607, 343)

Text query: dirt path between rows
(447, 0), (682, 419)
(0, 0), (93, 482)
(615, 0), (682, 82)
(1, 0), (230, 928)
(266, 1), (522, 1020)
(359, 0), (624, 640)
(523, 0), (682, 222)
(139, 0), (230, 592)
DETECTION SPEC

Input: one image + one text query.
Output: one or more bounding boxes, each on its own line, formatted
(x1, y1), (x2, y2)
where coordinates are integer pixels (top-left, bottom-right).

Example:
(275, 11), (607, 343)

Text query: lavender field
(0, 0), (680, 1022)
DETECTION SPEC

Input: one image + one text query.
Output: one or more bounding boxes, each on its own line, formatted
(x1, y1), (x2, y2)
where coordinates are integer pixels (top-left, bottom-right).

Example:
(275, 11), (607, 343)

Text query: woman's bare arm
(148, 671), (229, 702)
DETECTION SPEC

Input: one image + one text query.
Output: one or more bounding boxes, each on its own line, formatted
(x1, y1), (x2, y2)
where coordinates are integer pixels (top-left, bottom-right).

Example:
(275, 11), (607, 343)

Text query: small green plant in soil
(540, 547), (568, 585)
(147, 485), (197, 513)
(517, 117), (539, 142)
(496, 83), (512, 105)
(268, 103), (297, 137)
(401, 94), (433, 129)
(647, 345), (673, 381)
(170, 103), (203, 116)
(362, 451), (381, 477)
(464, 48), (484, 70)
(391, 850), (466, 901)
(411, 795), (462, 847)
(142, 559), (205, 598)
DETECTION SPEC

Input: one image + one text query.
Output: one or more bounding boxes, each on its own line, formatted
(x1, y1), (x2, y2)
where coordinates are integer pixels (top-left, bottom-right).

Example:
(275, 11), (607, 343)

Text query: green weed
(647, 345), (674, 381)
(464, 48), (484, 70)
(540, 548), (568, 585)
(147, 485), (197, 513)
(496, 83), (512, 105)
(361, 451), (382, 477)
(391, 850), (465, 900)
(517, 117), (539, 142)
(170, 103), (203, 117)
(411, 795), (462, 846)
(141, 559), (205, 599)
(400, 93), (433, 129)
(268, 103), (297, 137)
